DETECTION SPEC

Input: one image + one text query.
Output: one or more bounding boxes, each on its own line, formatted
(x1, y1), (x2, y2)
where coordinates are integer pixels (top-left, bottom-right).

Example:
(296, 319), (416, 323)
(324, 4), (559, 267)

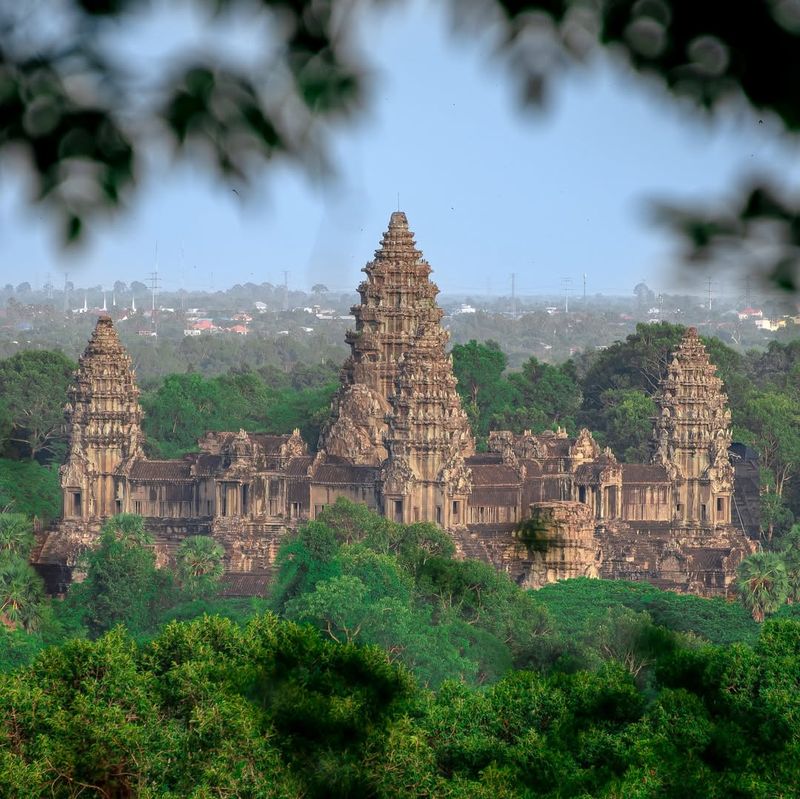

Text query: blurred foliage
(2, 1), (800, 290)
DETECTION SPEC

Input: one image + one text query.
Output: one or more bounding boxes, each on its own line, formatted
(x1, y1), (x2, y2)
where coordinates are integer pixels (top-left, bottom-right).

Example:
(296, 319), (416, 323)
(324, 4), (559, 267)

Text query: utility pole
(744, 275), (751, 308)
(583, 273), (587, 303)
(63, 273), (69, 314)
(282, 270), (289, 312)
(148, 270), (161, 338)
(706, 276), (713, 312)
(511, 273), (516, 319)
(562, 277), (572, 314)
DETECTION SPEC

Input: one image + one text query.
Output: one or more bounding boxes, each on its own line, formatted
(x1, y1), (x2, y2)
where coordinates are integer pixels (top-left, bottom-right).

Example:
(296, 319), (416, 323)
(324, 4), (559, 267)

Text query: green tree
(176, 535), (225, 599)
(778, 525), (800, 604)
(579, 323), (685, 427)
(65, 515), (175, 637)
(0, 350), (75, 461)
(597, 388), (657, 462)
(760, 490), (795, 543)
(580, 606), (678, 681)
(496, 356), (581, 433)
(0, 513), (33, 556)
(0, 459), (62, 523)
(0, 555), (44, 632)
(739, 391), (800, 498)
(736, 552), (789, 622)
(452, 340), (509, 438)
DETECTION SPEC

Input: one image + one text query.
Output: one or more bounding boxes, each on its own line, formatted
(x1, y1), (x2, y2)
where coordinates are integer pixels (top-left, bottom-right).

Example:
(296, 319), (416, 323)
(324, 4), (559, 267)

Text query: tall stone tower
(60, 316), (143, 520)
(320, 210), (474, 524)
(653, 327), (733, 526)
(382, 318), (474, 526)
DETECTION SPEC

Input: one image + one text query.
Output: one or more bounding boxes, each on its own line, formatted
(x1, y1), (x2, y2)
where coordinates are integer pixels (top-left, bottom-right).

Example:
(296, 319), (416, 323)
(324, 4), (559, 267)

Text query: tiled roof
(622, 463), (670, 483)
(470, 486), (519, 506)
(129, 460), (192, 481)
(469, 463), (519, 485)
(285, 456), (313, 476)
(250, 434), (291, 454)
(313, 463), (378, 485)
(466, 453), (504, 465)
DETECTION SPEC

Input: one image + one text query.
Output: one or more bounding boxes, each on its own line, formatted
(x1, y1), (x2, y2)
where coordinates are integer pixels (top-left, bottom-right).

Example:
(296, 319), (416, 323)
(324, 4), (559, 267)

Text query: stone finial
(388, 210), (409, 229)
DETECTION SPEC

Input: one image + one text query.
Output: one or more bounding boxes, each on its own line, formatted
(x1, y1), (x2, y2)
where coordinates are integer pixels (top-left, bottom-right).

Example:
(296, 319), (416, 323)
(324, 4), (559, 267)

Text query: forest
(2, 502), (800, 797)
(2, 323), (800, 795)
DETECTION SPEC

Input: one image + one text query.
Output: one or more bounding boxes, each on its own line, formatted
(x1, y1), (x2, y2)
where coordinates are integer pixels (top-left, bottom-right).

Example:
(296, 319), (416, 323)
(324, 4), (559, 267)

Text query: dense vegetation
(2, 501), (800, 796)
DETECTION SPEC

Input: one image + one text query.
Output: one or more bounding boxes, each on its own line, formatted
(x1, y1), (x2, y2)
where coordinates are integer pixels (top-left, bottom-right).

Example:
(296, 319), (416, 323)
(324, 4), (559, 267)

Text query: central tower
(320, 210), (474, 525)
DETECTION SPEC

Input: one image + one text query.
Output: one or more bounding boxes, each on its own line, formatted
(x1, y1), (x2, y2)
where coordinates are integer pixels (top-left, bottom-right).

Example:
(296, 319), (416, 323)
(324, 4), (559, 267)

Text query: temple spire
(320, 210), (474, 521)
(60, 316), (143, 519)
(653, 326), (733, 525)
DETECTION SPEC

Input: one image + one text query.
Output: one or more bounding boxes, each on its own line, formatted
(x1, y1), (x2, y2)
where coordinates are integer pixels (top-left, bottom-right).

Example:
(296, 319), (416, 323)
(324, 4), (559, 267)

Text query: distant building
(738, 307), (764, 320)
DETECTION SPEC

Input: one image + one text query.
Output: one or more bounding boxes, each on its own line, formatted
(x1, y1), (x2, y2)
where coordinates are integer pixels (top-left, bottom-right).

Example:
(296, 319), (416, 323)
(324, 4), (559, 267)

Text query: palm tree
(0, 513), (34, 556)
(101, 513), (153, 546)
(176, 536), (225, 598)
(735, 552), (789, 622)
(0, 555), (44, 631)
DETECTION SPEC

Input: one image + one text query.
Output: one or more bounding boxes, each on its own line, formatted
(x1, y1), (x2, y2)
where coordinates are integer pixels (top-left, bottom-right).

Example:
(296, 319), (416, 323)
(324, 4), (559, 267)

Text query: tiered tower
(382, 319), (474, 525)
(653, 327), (733, 526)
(322, 211), (473, 461)
(61, 316), (143, 519)
(320, 210), (474, 523)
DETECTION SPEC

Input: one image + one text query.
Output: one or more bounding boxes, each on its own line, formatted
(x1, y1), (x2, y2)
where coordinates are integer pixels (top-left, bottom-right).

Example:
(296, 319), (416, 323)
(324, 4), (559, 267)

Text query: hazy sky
(1, 0), (798, 297)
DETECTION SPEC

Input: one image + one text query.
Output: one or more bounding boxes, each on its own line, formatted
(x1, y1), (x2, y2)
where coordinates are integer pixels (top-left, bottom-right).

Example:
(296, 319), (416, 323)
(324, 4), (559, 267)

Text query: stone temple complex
(35, 212), (757, 596)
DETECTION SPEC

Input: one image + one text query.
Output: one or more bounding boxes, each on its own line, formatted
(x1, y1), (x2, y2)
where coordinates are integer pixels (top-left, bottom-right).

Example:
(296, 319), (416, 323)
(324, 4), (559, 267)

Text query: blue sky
(0, 0), (797, 297)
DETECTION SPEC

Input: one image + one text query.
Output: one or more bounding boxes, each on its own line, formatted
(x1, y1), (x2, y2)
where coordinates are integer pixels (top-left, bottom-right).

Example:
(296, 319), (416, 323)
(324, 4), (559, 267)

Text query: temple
(35, 212), (757, 596)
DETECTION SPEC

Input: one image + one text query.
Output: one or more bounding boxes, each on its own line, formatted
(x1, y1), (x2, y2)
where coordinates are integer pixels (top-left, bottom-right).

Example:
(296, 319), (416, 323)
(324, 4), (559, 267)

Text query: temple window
(72, 491), (82, 517)
(394, 500), (403, 523)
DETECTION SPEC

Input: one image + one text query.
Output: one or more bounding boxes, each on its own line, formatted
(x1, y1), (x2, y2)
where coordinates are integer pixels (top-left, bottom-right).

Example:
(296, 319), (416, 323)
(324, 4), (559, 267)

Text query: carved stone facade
(60, 316), (144, 520)
(36, 213), (757, 597)
(652, 327), (734, 526)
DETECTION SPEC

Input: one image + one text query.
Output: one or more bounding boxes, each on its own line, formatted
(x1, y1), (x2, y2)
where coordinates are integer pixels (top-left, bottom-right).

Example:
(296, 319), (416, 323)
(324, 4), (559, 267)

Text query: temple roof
(129, 460), (193, 481)
(622, 463), (670, 483)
